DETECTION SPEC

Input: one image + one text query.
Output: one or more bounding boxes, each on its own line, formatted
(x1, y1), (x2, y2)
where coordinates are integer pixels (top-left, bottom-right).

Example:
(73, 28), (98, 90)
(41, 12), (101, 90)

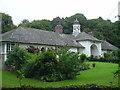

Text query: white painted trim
(4, 43), (7, 61)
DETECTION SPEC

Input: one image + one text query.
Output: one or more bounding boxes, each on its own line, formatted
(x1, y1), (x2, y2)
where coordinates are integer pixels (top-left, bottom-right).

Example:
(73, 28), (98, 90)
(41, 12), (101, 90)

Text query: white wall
(0, 43), (7, 61)
(69, 48), (77, 53)
(19, 43), (56, 50)
(78, 40), (102, 57)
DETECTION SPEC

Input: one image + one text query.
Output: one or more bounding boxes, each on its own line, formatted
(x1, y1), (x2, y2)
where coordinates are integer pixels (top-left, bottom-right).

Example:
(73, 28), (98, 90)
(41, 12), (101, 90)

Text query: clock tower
(73, 18), (81, 37)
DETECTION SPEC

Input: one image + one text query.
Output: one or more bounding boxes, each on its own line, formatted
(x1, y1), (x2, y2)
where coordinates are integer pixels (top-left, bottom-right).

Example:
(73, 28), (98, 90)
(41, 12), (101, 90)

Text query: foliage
(16, 70), (25, 87)
(19, 19), (53, 31)
(79, 63), (90, 71)
(26, 46), (39, 54)
(112, 50), (120, 60)
(113, 70), (120, 78)
(5, 46), (30, 71)
(22, 54), (39, 78)
(51, 17), (64, 28)
(104, 51), (120, 63)
(79, 53), (87, 63)
(23, 48), (80, 81)
(18, 19), (30, 27)
(5, 46), (81, 82)
(112, 50), (120, 87)
(56, 48), (80, 79)
(1, 12), (17, 33)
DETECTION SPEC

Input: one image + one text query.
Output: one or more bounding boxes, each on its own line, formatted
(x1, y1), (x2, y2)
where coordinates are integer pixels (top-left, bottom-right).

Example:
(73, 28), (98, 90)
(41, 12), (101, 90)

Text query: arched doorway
(90, 44), (99, 57)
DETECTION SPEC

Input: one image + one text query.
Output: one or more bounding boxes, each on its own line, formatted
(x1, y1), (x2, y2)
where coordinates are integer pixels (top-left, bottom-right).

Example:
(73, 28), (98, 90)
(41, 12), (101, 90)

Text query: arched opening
(90, 44), (99, 57)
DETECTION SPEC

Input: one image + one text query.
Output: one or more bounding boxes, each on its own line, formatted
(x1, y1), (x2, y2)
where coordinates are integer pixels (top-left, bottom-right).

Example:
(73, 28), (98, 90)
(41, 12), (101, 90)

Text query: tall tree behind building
(1, 13), (17, 33)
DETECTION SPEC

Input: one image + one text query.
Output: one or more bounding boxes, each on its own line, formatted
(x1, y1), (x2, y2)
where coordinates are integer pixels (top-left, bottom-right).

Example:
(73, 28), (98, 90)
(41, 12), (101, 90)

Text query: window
(11, 43), (15, 51)
(7, 43), (11, 52)
(7, 43), (15, 52)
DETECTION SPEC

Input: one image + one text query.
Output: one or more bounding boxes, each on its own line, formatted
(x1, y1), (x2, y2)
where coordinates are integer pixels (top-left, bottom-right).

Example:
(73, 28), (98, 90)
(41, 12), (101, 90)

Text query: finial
(75, 18), (78, 21)
(74, 18), (79, 24)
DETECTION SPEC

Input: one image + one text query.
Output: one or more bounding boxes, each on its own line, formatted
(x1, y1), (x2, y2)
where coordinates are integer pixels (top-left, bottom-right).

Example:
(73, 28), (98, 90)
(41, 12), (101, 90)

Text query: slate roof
(101, 41), (119, 50)
(59, 34), (82, 47)
(2, 27), (84, 48)
(76, 32), (101, 42)
(1, 27), (119, 50)
(0, 34), (2, 42)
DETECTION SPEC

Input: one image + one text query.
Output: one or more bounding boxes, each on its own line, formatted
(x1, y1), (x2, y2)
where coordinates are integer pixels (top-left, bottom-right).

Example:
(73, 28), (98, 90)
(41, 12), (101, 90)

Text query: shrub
(22, 54), (40, 78)
(23, 50), (58, 81)
(79, 63), (90, 71)
(104, 51), (119, 63)
(26, 46), (39, 54)
(57, 52), (80, 79)
(16, 70), (25, 87)
(80, 54), (87, 63)
(5, 46), (30, 71)
(23, 48), (81, 81)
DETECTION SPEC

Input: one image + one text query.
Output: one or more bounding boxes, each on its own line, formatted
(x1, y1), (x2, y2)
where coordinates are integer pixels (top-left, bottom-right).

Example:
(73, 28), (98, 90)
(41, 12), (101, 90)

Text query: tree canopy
(1, 12), (17, 33)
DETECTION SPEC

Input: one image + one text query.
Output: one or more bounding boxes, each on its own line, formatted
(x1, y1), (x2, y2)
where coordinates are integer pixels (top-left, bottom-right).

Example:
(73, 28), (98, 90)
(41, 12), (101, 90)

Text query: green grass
(1, 62), (118, 88)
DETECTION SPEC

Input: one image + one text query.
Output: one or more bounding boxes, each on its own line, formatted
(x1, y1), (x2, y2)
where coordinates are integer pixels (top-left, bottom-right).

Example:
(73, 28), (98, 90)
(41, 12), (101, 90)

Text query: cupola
(73, 18), (81, 37)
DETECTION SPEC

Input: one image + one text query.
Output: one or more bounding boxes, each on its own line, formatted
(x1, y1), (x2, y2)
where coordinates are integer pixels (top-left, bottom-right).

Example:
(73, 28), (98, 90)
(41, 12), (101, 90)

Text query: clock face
(74, 25), (80, 30)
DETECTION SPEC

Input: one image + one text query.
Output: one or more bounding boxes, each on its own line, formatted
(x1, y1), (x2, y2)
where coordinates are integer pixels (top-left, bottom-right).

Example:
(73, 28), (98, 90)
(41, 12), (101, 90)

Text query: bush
(6, 47), (86, 82)
(22, 54), (40, 78)
(57, 52), (80, 79)
(80, 54), (87, 63)
(79, 63), (90, 71)
(23, 48), (81, 81)
(104, 51), (119, 63)
(26, 46), (39, 54)
(5, 46), (30, 71)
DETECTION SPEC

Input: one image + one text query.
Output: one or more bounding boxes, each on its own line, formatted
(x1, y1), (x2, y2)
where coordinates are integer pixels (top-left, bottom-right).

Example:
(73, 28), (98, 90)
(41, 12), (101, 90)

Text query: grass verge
(1, 62), (118, 88)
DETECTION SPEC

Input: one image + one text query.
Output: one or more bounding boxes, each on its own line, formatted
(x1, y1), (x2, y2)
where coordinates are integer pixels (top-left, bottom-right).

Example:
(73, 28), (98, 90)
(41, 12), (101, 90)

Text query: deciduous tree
(1, 12), (17, 33)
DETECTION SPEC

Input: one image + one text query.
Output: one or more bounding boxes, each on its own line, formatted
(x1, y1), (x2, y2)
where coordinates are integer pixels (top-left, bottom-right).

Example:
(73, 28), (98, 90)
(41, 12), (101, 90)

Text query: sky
(0, 0), (120, 25)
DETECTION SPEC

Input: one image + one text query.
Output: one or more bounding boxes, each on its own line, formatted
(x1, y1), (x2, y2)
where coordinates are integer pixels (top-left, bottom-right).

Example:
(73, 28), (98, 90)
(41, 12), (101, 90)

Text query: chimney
(55, 24), (63, 34)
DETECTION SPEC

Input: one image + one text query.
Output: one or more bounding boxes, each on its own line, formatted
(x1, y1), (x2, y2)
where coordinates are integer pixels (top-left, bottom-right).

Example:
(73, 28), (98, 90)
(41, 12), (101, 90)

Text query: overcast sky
(0, 0), (120, 25)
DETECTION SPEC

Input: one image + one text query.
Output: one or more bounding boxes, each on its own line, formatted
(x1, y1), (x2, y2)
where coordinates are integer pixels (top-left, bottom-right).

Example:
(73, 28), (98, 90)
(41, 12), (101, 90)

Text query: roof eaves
(76, 39), (102, 42)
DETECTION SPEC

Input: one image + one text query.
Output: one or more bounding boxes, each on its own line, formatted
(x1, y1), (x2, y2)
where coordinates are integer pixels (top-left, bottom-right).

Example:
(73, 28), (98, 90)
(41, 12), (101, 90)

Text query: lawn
(1, 62), (118, 88)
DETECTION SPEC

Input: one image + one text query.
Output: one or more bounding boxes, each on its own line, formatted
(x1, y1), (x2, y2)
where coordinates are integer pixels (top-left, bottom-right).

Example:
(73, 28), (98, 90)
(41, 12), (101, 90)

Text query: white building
(0, 19), (119, 61)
